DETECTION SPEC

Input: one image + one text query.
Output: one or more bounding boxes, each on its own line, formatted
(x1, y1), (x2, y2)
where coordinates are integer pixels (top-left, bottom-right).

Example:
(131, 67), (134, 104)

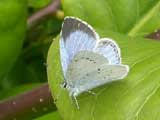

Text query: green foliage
(0, 1), (61, 119)
(0, 58), (44, 90)
(48, 32), (160, 120)
(47, 0), (160, 120)
(35, 111), (61, 120)
(138, 87), (160, 120)
(28, 0), (51, 8)
(0, 2), (62, 91)
(62, 0), (160, 36)
(0, 0), (27, 81)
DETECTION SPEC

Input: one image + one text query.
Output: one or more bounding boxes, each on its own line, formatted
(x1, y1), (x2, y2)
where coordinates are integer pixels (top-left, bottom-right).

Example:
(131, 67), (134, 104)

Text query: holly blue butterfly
(59, 16), (129, 108)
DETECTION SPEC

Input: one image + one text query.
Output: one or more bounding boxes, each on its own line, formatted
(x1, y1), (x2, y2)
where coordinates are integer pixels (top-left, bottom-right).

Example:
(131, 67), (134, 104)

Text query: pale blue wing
(60, 39), (70, 77)
(60, 17), (99, 76)
(94, 38), (121, 64)
(66, 50), (129, 96)
(66, 50), (109, 85)
(67, 63), (129, 96)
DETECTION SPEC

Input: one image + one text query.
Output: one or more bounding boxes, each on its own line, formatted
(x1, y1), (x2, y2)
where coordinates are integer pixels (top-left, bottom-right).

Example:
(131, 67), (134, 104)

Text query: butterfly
(59, 16), (129, 108)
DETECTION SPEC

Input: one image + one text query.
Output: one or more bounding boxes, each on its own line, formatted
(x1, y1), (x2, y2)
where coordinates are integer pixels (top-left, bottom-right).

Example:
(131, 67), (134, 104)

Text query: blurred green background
(0, 0), (63, 99)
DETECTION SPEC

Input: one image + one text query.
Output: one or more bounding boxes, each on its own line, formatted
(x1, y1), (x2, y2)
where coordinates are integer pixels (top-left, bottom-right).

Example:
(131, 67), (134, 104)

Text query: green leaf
(35, 111), (61, 120)
(62, 0), (160, 36)
(0, 0), (27, 80)
(0, 54), (47, 91)
(47, 32), (160, 120)
(28, 0), (51, 8)
(47, 0), (160, 120)
(138, 87), (160, 120)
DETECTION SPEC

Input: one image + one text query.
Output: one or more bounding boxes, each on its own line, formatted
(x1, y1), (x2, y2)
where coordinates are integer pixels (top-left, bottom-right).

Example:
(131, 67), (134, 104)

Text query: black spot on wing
(74, 59), (78, 62)
(76, 56), (98, 64)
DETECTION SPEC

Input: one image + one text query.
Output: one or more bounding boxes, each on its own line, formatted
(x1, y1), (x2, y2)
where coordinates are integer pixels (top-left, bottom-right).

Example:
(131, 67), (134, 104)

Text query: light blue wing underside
(66, 50), (128, 96)
(67, 62), (129, 96)
(66, 51), (109, 84)
(60, 17), (99, 76)
(60, 17), (122, 79)
(94, 38), (121, 64)
(60, 39), (69, 77)
(59, 17), (129, 97)
(75, 64), (128, 96)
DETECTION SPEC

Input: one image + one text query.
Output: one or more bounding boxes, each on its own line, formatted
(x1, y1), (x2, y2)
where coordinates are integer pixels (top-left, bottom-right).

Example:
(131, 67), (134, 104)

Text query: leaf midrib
(129, 51), (160, 119)
(123, 66), (160, 120)
(127, 0), (160, 36)
(136, 85), (160, 120)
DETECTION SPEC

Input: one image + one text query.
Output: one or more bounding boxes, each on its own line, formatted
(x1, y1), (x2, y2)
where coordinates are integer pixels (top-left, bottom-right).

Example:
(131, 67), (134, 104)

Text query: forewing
(60, 17), (99, 76)
(60, 39), (70, 77)
(94, 38), (121, 64)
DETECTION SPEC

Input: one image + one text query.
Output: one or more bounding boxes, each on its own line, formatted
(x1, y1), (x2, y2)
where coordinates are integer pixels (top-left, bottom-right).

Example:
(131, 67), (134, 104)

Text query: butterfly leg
(68, 90), (80, 109)
(73, 94), (80, 109)
(54, 89), (62, 104)
(55, 81), (67, 103)
(86, 90), (97, 96)
(60, 81), (67, 88)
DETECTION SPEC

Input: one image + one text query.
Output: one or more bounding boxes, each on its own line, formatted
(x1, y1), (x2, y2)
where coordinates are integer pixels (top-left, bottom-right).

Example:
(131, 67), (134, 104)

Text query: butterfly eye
(61, 82), (67, 88)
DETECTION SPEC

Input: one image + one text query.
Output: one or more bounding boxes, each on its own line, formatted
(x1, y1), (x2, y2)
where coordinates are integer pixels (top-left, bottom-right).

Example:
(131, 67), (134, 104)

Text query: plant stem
(27, 0), (61, 29)
(0, 83), (56, 120)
